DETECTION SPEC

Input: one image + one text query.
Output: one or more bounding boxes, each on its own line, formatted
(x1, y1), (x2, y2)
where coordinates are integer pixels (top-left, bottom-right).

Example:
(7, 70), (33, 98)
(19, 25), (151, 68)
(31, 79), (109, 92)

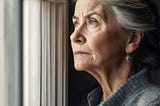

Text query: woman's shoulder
(139, 84), (160, 99)
(125, 84), (160, 106)
(137, 84), (160, 104)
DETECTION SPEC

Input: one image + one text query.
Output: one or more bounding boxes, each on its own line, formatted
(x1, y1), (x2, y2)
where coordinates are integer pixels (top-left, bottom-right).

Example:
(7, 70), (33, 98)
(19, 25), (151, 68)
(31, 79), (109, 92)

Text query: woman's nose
(70, 28), (86, 45)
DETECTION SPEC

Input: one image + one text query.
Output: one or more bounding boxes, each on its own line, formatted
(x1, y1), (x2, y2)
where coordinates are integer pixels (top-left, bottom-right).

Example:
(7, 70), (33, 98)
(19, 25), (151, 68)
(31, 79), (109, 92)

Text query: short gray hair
(101, 0), (157, 31)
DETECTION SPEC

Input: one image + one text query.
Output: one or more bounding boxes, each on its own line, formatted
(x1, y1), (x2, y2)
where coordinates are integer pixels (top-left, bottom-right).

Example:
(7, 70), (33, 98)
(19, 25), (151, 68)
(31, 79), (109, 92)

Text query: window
(0, 0), (68, 106)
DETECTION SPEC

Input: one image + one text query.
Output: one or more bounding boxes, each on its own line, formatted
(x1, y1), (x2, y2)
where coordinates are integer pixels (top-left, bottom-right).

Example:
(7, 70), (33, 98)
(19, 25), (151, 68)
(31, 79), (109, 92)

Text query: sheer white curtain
(23, 0), (68, 106)
(50, 1), (68, 106)
(23, 1), (41, 106)
(0, 0), (68, 105)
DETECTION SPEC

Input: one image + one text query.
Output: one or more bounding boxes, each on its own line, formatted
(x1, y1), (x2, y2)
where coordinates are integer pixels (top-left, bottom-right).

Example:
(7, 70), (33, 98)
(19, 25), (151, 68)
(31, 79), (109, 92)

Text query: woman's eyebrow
(85, 12), (103, 18)
(72, 12), (103, 20)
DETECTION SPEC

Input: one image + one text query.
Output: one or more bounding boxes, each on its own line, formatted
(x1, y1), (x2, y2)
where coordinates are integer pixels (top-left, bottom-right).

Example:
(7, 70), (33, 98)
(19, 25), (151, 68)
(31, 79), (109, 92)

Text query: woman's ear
(125, 31), (144, 54)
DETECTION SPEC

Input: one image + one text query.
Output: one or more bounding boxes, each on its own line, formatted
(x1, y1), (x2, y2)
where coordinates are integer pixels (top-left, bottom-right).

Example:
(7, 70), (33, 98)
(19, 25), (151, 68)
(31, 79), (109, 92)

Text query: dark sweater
(87, 68), (160, 106)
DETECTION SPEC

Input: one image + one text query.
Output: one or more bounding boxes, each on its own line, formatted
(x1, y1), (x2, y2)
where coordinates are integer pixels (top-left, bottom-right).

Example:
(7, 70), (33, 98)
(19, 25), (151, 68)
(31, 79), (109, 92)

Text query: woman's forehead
(74, 0), (105, 17)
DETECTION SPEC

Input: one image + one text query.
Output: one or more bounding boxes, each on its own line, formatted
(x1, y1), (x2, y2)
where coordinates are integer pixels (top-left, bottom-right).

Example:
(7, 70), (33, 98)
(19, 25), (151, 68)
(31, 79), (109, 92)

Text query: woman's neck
(87, 60), (135, 103)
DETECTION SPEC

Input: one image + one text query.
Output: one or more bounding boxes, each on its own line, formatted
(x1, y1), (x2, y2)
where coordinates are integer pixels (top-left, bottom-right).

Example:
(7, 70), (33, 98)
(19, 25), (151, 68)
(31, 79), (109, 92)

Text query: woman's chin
(74, 65), (84, 71)
(74, 63), (89, 71)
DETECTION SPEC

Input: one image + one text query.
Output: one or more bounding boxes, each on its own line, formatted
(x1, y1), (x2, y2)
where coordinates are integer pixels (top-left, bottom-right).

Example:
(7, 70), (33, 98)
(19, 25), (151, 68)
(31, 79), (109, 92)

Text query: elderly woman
(70, 0), (160, 105)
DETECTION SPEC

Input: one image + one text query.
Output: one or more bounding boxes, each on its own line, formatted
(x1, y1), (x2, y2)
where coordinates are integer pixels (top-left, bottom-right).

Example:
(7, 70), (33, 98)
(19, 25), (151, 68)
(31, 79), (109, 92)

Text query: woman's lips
(74, 51), (90, 55)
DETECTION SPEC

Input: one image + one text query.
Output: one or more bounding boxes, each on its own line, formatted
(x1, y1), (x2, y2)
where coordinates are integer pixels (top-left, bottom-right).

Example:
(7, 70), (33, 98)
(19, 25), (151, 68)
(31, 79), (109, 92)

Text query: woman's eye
(73, 21), (79, 28)
(88, 18), (98, 26)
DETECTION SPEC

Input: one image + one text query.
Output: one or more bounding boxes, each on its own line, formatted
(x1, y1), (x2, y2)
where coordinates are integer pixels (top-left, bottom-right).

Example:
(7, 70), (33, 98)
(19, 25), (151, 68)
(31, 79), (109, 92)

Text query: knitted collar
(87, 68), (150, 106)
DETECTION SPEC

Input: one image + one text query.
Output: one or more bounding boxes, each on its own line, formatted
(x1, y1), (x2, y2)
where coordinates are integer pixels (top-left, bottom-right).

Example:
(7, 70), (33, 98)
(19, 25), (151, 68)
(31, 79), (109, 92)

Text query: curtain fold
(23, 1), (41, 106)
(23, 0), (68, 106)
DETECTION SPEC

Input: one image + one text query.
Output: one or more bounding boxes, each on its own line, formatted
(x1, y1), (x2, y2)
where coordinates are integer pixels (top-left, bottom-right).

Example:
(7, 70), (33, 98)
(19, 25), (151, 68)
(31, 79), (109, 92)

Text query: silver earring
(126, 54), (132, 62)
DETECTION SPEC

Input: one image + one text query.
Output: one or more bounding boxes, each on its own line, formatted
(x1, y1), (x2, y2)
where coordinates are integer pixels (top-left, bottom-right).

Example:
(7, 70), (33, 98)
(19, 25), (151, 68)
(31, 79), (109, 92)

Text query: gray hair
(101, 0), (157, 31)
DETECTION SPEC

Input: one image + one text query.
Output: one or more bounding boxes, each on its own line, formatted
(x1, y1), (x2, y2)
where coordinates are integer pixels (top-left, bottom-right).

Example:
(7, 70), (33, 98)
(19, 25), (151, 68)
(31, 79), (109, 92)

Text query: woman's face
(70, 0), (128, 71)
